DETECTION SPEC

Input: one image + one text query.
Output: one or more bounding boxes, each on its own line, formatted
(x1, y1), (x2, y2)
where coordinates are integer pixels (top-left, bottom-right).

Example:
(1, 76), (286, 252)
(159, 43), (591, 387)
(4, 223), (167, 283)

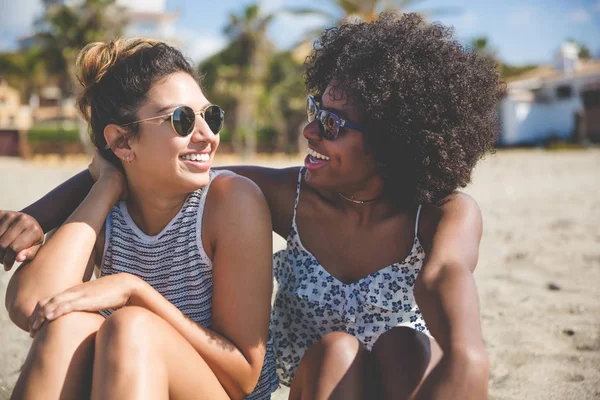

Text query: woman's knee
(370, 327), (439, 398)
(307, 331), (364, 365)
(372, 326), (431, 358)
(32, 311), (104, 351)
(95, 306), (161, 358)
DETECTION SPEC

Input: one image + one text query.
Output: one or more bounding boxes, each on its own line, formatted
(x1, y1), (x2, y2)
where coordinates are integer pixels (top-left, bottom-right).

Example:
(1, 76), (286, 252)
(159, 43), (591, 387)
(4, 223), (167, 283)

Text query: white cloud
(568, 8), (592, 22)
(507, 8), (533, 25)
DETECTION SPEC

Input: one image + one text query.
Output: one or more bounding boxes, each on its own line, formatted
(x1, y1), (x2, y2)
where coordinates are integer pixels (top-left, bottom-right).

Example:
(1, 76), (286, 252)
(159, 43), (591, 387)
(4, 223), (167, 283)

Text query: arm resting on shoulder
(21, 170), (94, 233)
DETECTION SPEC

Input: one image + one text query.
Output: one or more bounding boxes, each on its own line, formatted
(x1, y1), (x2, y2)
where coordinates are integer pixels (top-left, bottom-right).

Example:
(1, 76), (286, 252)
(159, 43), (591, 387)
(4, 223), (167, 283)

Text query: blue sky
(1, 0), (599, 66)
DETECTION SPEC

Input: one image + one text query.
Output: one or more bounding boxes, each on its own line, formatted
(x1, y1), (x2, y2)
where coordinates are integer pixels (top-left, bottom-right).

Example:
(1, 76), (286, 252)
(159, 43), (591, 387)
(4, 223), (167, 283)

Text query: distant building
(17, 0), (179, 123)
(23, 0), (180, 45)
(499, 43), (600, 145)
(117, 0), (179, 43)
(0, 78), (32, 156)
(0, 79), (32, 130)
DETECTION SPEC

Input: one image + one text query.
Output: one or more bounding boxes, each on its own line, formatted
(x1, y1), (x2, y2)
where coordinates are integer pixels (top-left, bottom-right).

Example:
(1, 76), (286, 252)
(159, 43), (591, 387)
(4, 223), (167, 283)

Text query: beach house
(499, 42), (600, 146)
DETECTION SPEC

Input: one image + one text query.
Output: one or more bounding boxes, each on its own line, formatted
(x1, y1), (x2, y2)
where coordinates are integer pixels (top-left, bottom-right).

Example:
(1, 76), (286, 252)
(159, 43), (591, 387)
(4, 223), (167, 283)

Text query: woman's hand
(28, 272), (142, 337)
(0, 211), (44, 271)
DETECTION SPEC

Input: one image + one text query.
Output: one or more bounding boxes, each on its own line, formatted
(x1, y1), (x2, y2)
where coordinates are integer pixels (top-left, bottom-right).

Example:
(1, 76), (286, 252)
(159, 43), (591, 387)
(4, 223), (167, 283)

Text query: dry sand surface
(1, 149), (599, 399)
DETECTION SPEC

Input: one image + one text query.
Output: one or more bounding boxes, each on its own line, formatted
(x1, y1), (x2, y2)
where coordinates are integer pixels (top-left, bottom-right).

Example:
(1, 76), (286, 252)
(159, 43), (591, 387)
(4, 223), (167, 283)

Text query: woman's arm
(1, 165), (298, 269)
(23, 170), (95, 233)
(413, 193), (489, 400)
(194, 173), (274, 398)
(0, 170), (95, 270)
(5, 173), (123, 331)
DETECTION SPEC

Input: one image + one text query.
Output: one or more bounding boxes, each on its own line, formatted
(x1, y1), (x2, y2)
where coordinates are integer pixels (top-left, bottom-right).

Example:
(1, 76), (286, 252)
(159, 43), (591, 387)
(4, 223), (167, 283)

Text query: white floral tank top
(270, 168), (429, 386)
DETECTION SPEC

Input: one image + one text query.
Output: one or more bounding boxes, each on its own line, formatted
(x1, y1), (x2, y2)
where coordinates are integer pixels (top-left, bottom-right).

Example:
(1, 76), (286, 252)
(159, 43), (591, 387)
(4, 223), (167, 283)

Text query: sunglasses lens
(306, 97), (317, 122)
(204, 105), (224, 134)
(172, 106), (195, 136)
(318, 111), (337, 140)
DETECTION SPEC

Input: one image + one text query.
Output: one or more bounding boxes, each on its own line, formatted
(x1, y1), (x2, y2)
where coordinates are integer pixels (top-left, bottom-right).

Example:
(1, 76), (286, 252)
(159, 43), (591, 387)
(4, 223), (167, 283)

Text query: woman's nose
(303, 120), (322, 141)
(190, 117), (217, 143)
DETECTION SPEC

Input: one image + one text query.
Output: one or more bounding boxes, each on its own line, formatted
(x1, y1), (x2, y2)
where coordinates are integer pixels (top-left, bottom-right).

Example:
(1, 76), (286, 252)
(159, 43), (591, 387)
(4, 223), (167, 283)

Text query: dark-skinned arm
(413, 193), (489, 400)
(23, 170), (94, 233)
(0, 170), (93, 270)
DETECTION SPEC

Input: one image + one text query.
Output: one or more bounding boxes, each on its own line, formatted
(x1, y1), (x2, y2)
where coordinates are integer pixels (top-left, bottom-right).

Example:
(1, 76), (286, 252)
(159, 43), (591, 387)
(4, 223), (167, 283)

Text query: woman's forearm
(130, 280), (261, 399)
(6, 177), (122, 327)
(21, 170), (94, 233)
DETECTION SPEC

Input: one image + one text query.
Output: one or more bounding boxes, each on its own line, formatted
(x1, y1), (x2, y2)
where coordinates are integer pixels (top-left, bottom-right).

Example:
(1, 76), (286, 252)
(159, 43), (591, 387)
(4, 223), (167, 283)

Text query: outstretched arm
(413, 193), (489, 400)
(22, 170), (95, 233)
(0, 170), (94, 270)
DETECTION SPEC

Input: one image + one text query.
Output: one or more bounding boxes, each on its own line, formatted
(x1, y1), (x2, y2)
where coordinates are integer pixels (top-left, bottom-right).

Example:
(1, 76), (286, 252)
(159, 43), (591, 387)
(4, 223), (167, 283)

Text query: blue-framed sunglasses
(306, 95), (366, 140)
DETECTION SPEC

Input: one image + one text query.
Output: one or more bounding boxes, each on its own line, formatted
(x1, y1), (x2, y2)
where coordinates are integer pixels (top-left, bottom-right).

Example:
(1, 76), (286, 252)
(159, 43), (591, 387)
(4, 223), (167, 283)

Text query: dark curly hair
(305, 13), (503, 206)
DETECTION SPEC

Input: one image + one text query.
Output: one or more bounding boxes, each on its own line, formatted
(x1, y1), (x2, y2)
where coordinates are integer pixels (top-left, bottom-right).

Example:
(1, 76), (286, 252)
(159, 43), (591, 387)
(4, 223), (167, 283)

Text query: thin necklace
(337, 192), (382, 204)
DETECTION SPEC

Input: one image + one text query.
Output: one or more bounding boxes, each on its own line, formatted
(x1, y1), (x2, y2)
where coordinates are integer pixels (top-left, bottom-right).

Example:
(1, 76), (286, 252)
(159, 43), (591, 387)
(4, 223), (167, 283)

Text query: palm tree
(0, 48), (47, 101)
(223, 4), (276, 158)
(35, 0), (126, 153)
(288, 0), (460, 27)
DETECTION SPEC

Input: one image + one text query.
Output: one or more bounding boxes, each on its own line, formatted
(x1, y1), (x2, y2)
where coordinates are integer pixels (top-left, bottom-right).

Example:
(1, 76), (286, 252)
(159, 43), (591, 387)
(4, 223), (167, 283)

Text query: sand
(1, 149), (599, 399)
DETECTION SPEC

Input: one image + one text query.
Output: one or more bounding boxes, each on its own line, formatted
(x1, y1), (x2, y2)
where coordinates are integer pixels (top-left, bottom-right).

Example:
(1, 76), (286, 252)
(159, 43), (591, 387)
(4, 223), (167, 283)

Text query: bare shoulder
(209, 172), (267, 203)
(206, 173), (271, 225)
(216, 166), (301, 237)
(419, 192), (482, 252)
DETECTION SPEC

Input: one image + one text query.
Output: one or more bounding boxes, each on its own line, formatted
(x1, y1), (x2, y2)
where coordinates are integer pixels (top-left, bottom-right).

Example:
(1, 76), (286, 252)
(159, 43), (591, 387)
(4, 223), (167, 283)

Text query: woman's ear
(104, 124), (134, 163)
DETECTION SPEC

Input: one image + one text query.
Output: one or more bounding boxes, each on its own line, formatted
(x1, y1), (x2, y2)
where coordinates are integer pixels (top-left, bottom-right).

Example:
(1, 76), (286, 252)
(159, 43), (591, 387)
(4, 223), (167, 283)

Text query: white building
(499, 43), (600, 146)
(116, 0), (179, 43)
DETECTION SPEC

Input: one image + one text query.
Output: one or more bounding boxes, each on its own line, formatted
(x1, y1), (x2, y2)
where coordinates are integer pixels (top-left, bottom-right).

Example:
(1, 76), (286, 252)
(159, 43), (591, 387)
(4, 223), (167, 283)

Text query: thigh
(12, 311), (105, 400)
(369, 327), (443, 400)
(94, 306), (230, 400)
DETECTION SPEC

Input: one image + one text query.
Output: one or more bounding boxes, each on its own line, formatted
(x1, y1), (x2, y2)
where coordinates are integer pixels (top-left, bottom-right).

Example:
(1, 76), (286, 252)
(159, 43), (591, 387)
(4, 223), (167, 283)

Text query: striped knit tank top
(99, 170), (279, 399)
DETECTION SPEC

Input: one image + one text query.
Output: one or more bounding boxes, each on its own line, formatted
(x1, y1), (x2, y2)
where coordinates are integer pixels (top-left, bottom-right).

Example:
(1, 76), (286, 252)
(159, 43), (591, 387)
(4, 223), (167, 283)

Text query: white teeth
(308, 148), (330, 160)
(180, 153), (209, 162)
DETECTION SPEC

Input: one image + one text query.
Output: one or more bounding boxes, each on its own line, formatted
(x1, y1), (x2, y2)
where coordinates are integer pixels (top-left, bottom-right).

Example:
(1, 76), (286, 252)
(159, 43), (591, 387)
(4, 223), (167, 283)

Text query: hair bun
(75, 38), (159, 122)
(76, 40), (120, 90)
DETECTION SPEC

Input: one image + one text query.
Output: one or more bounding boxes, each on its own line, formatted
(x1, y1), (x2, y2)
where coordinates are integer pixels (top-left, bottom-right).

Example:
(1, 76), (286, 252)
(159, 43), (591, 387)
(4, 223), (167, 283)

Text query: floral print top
(270, 168), (430, 387)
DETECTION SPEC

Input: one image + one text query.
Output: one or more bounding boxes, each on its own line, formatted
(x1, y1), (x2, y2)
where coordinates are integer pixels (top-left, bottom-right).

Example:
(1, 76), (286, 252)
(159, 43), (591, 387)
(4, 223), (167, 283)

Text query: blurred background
(1, 1), (599, 399)
(0, 0), (599, 156)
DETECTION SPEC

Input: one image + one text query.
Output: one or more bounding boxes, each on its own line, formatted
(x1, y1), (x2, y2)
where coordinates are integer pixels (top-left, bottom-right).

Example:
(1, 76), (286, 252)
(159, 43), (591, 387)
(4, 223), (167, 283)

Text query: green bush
(28, 125), (80, 143)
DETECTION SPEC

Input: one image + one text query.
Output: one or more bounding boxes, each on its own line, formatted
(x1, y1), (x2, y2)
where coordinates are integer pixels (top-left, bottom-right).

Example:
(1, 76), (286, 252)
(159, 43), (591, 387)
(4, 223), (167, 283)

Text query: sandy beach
(1, 149), (599, 399)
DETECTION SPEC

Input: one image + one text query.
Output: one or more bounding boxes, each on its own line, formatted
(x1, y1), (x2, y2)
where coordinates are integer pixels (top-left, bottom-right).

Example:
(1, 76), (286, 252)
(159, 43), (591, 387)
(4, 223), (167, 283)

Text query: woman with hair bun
(5, 38), (278, 399)
(3, 13), (503, 399)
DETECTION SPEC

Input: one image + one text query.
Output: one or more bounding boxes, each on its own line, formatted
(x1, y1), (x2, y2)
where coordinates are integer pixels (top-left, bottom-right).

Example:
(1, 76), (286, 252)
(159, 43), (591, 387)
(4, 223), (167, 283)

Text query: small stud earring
(124, 155), (131, 164)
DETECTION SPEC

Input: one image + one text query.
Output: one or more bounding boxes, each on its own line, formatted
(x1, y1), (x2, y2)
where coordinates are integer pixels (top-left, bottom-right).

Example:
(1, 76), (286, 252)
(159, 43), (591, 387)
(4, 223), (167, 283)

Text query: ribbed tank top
(99, 170), (278, 399)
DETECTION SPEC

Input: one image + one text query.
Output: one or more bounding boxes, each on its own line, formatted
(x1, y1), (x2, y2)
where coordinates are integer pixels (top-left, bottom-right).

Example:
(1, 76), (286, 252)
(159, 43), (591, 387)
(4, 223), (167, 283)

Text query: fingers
(0, 212), (44, 271)
(1, 225), (25, 271)
(16, 244), (42, 263)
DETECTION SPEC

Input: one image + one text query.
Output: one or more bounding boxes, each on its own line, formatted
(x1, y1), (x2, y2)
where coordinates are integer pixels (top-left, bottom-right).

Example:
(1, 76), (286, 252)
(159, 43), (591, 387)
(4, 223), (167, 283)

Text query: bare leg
(91, 306), (230, 400)
(370, 327), (443, 400)
(11, 312), (105, 400)
(289, 332), (368, 400)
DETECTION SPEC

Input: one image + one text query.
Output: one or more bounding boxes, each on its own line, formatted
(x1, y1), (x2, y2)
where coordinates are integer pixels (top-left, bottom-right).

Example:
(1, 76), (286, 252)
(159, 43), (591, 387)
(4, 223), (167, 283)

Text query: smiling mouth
(179, 153), (210, 163)
(308, 148), (330, 161)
